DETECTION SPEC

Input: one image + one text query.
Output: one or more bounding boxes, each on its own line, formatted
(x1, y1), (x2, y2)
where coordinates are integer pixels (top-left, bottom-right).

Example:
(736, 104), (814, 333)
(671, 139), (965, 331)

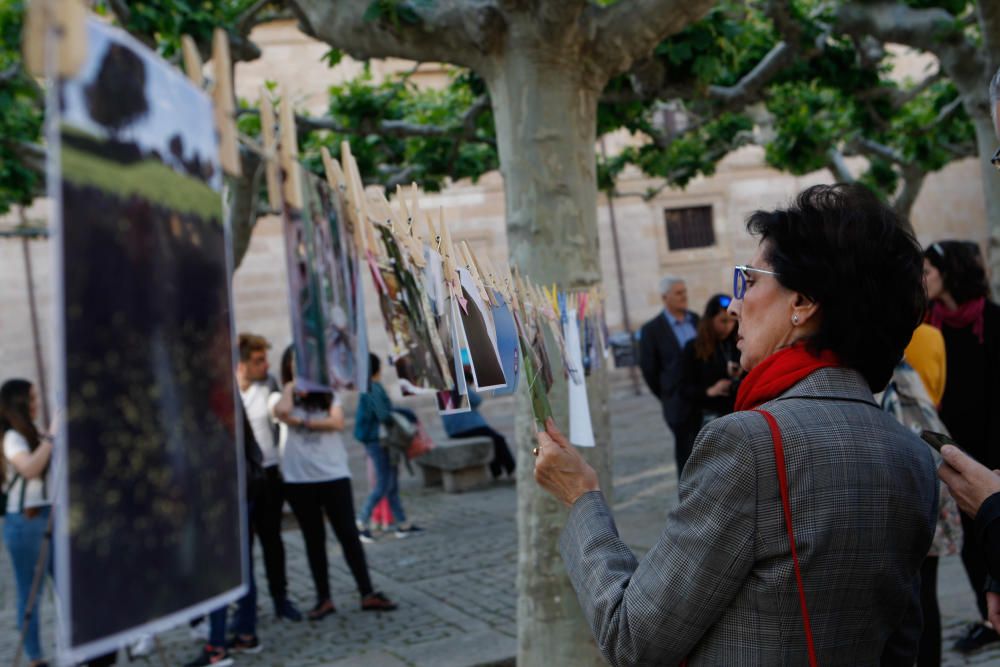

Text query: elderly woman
(535, 184), (938, 666)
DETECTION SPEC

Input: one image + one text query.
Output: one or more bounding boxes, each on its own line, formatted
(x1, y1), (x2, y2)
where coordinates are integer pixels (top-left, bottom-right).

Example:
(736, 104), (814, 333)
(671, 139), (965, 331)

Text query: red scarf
(734, 344), (840, 412)
(927, 297), (985, 343)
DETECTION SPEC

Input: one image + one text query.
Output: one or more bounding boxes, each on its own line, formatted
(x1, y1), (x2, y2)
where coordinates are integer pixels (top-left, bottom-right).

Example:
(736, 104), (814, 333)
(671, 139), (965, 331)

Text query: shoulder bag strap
(755, 408), (819, 667)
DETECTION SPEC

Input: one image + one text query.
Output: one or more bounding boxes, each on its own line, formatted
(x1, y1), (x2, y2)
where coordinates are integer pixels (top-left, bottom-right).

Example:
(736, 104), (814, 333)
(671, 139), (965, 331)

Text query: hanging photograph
(457, 268), (506, 391)
(488, 292), (520, 397)
(53, 18), (244, 664)
(369, 226), (450, 392)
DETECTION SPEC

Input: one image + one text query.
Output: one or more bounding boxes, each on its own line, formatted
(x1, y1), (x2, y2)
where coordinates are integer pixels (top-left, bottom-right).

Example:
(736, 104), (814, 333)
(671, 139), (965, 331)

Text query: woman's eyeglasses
(733, 265), (780, 300)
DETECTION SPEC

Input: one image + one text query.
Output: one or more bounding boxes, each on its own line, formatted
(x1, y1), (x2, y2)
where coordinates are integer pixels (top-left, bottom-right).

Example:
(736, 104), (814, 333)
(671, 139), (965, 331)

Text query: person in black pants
(237, 333), (301, 621)
(273, 346), (396, 620)
(924, 240), (1000, 653)
(441, 386), (515, 478)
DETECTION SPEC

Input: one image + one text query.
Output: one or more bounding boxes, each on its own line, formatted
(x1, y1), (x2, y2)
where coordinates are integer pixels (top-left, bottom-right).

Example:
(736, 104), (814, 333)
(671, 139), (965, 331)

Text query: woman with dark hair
(270, 345), (396, 620)
(533, 184), (937, 665)
(679, 294), (740, 446)
(923, 239), (1000, 653)
(2, 379), (53, 667)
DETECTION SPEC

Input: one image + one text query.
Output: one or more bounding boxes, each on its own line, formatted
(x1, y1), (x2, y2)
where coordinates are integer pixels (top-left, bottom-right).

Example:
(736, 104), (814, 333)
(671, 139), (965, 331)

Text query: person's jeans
(207, 498), (257, 645)
(358, 442), (406, 525)
(3, 506), (52, 661)
(252, 467), (287, 607)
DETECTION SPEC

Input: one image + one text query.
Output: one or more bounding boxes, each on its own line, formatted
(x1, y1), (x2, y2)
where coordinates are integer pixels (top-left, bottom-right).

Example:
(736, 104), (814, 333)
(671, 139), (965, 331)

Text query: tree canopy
(1, 0), (995, 232)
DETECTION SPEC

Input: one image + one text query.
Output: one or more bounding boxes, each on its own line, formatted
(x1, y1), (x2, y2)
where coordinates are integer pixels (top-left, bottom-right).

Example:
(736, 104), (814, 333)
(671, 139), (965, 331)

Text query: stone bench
(415, 436), (494, 493)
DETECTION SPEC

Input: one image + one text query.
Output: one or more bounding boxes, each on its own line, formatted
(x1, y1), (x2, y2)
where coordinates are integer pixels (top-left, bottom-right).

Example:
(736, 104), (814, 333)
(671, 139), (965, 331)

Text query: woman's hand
(707, 378), (732, 397)
(533, 418), (599, 507)
(938, 445), (1000, 516)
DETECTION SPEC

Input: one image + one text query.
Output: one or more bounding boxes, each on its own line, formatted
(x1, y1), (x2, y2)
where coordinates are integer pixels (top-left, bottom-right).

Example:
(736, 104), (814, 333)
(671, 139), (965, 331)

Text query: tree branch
(835, 2), (987, 112)
(825, 146), (855, 183)
(851, 137), (908, 166)
(920, 95), (963, 133)
(978, 1), (1000, 74)
(708, 41), (793, 107)
(243, 94), (494, 145)
(587, 0), (717, 80)
(289, 0), (504, 70)
(236, 0), (274, 36)
(893, 165), (926, 219)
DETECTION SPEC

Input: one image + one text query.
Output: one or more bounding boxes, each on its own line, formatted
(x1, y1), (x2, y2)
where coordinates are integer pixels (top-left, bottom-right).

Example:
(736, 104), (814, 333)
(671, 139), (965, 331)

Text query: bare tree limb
(708, 41), (793, 107)
(920, 95), (964, 133)
(826, 146), (855, 183)
(587, 0), (717, 80)
(236, 0), (274, 36)
(978, 1), (1000, 74)
(852, 137), (908, 166)
(893, 165), (926, 219)
(835, 2), (988, 115)
(289, 0), (505, 70)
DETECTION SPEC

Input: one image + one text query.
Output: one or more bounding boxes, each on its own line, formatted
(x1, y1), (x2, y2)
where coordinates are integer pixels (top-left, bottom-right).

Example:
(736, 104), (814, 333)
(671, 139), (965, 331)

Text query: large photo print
(55, 19), (243, 663)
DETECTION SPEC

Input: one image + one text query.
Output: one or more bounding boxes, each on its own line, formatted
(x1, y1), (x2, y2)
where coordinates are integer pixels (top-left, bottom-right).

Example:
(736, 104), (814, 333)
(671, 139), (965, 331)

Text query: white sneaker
(189, 618), (210, 642)
(130, 634), (155, 657)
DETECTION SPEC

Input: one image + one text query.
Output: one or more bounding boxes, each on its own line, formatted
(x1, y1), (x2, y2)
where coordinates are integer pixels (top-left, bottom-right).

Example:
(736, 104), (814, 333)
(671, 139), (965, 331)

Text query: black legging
(918, 556), (940, 667)
(253, 466), (289, 605)
(451, 426), (515, 477)
(284, 478), (373, 602)
(960, 513), (989, 619)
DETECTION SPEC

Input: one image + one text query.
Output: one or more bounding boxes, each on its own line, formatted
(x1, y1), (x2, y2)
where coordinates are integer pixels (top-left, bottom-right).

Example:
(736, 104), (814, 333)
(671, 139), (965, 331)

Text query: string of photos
(257, 85), (612, 444)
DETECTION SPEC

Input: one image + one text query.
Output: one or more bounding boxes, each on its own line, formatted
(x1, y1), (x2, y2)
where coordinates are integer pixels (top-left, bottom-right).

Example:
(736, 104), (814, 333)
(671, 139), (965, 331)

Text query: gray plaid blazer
(561, 367), (938, 666)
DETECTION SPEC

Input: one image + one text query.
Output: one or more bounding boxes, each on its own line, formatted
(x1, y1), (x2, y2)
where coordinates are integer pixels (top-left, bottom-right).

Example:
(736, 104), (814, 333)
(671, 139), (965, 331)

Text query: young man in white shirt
(237, 333), (301, 622)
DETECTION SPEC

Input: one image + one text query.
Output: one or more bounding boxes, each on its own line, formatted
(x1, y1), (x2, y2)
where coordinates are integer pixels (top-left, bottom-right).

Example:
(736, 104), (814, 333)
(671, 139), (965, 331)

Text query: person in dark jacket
(679, 294), (740, 453)
(924, 239), (1000, 652)
(638, 276), (700, 473)
(442, 365), (515, 478)
(354, 354), (421, 542)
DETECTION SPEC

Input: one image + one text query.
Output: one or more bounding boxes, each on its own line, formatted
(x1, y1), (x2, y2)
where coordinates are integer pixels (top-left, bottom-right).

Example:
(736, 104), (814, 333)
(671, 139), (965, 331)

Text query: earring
(792, 314), (799, 325)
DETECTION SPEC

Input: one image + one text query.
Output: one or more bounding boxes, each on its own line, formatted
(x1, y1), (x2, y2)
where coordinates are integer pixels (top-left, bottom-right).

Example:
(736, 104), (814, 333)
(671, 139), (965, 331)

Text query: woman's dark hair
(0, 379), (39, 453)
(924, 240), (989, 305)
(369, 353), (381, 379)
(280, 344), (333, 411)
(280, 344), (295, 386)
(693, 294), (734, 362)
(746, 183), (925, 390)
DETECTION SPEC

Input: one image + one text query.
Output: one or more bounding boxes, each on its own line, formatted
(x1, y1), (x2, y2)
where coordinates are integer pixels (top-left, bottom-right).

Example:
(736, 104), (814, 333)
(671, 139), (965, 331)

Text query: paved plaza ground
(2, 370), (999, 666)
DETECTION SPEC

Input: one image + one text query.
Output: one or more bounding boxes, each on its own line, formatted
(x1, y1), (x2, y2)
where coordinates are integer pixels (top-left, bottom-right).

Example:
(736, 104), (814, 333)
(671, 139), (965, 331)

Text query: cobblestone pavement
(2, 371), (999, 666)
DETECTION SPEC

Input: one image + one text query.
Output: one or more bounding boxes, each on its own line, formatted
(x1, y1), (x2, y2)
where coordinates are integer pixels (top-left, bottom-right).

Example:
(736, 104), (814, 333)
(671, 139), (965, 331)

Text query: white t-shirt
(240, 382), (280, 468)
(4, 430), (51, 513)
(279, 398), (351, 483)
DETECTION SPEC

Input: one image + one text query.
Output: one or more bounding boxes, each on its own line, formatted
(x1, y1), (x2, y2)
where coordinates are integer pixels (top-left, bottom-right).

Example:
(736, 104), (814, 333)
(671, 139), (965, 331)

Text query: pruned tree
(282, 1), (719, 663)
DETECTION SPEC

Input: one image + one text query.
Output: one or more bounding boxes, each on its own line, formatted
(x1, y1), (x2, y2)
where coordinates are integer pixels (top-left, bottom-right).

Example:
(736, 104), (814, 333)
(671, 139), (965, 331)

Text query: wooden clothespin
(211, 29), (241, 177)
(439, 213), (461, 292)
(181, 35), (203, 87)
(340, 141), (369, 254)
(23, 0), (87, 78)
(277, 86), (303, 208)
(260, 90), (281, 210)
(460, 241), (492, 306)
(393, 186), (425, 268)
(424, 208), (441, 253)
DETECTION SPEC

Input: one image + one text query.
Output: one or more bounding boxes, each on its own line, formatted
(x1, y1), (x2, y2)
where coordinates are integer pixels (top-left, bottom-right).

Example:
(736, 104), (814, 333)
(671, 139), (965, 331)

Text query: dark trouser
(284, 479), (373, 602)
(667, 413), (698, 480)
(451, 426), (516, 477)
(208, 498), (258, 645)
(918, 556), (940, 667)
(960, 513), (989, 618)
(253, 466), (288, 606)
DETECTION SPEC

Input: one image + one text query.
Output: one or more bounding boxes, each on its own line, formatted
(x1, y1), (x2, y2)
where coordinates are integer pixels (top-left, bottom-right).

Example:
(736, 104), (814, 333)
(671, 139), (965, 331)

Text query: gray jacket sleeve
(559, 417), (758, 666)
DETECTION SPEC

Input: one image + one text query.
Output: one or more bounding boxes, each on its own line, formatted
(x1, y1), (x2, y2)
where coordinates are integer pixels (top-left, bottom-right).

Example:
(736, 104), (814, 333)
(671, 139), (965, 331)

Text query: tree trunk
(972, 115), (1000, 298)
(484, 51), (612, 666)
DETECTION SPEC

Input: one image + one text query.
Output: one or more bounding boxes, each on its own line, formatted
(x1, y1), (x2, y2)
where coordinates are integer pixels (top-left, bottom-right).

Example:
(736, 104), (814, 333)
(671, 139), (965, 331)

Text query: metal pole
(599, 137), (641, 396)
(20, 208), (51, 426)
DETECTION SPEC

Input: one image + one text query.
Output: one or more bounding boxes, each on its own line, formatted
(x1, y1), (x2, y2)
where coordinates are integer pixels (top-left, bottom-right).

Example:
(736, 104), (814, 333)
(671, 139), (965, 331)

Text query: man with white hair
(638, 276), (700, 476)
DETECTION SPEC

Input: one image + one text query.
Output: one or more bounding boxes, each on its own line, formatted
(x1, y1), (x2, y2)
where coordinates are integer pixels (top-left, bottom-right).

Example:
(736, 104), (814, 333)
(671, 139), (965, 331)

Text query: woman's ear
(791, 292), (821, 330)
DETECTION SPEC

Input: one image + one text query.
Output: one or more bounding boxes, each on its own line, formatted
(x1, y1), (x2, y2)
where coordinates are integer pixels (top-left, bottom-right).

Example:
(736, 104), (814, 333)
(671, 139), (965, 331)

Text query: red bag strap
(755, 409), (819, 666)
